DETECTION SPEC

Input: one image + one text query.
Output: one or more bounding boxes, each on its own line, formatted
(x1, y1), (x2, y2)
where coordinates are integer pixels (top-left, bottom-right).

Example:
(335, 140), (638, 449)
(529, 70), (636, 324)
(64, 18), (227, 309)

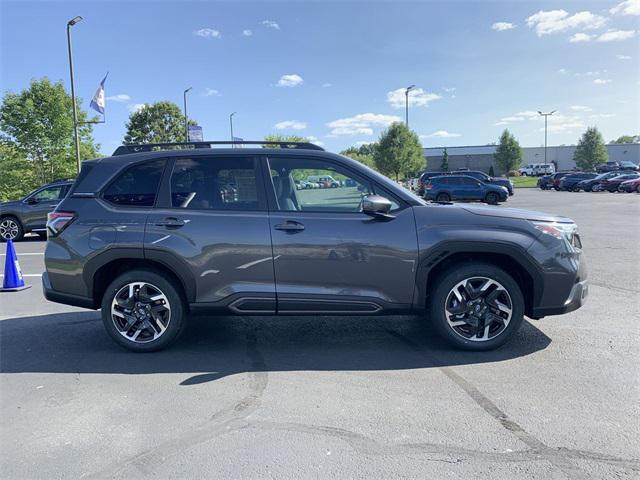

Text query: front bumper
(531, 279), (588, 318)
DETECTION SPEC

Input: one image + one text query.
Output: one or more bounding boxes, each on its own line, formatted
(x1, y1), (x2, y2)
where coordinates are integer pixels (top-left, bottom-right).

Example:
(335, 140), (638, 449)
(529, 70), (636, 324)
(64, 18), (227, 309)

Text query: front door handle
(154, 217), (185, 228)
(274, 221), (305, 232)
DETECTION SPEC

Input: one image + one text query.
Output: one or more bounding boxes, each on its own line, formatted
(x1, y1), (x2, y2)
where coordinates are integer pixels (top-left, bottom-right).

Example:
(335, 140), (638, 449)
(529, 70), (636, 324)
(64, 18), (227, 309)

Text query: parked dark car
(619, 177), (640, 193)
(451, 170), (514, 196)
(537, 175), (553, 190)
(600, 173), (640, 192)
(549, 172), (574, 190)
(618, 161), (639, 172)
(576, 171), (634, 192)
(558, 173), (598, 191)
(417, 171), (447, 196)
(0, 179), (74, 241)
(43, 140), (587, 353)
(420, 175), (509, 204)
(596, 161), (621, 173)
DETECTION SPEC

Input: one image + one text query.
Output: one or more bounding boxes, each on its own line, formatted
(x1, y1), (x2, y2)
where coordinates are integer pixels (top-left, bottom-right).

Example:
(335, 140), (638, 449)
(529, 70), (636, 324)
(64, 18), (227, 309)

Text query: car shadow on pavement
(0, 312), (551, 385)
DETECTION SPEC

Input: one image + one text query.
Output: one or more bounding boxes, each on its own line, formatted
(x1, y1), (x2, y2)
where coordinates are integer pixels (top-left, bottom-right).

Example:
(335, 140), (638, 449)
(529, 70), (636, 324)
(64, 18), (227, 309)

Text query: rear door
(264, 154), (418, 313)
(145, 154), (275, 311)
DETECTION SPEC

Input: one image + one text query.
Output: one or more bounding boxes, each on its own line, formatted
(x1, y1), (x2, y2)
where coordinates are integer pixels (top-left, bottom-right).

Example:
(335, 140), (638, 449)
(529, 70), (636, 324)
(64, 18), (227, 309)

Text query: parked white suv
(520, 163), (555, 176)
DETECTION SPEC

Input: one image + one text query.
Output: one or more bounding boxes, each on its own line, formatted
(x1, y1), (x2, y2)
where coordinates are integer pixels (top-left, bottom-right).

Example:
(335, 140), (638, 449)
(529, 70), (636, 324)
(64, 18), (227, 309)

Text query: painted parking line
(0, 252), (44, 256)
(0, 273), (42, 277)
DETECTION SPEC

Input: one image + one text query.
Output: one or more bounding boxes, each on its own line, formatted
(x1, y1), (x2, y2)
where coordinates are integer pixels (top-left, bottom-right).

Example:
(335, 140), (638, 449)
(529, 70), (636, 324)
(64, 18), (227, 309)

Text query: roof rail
(112, 140), (325, 156)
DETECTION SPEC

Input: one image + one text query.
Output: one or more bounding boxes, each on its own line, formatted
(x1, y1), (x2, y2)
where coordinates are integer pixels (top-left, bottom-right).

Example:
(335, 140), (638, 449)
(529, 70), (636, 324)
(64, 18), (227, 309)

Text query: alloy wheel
(0, 219), (19, 240)
(110, 282), (171, 343)
(444, 276), (513, 342)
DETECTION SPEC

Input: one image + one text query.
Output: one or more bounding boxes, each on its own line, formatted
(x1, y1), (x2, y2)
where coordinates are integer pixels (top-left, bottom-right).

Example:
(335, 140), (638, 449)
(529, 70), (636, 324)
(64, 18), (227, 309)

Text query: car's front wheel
(0, 216), (23, 242)
(484, 192), (500, 205)
(435, 193), (451, 202)
(101, 269), (187, 352)
(428, 262), (524, 351)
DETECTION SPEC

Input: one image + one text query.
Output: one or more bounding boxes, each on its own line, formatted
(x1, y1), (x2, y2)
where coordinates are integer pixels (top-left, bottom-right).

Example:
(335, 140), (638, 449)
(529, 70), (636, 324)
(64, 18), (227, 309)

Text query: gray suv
(43, 141), (588, 352)
(0, 180), (74, 241)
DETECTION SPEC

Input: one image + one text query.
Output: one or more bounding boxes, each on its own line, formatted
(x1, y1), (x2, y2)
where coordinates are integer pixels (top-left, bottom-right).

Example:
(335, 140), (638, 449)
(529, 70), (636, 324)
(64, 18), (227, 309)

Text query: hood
(0, 199), (22, 210)
(460, 204), (573, 223)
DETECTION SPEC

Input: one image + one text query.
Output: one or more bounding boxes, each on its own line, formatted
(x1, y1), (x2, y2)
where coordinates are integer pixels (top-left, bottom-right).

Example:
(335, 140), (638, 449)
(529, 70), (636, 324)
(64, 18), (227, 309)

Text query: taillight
(46, 211), (75, 236)
(425, 182), (433, 190)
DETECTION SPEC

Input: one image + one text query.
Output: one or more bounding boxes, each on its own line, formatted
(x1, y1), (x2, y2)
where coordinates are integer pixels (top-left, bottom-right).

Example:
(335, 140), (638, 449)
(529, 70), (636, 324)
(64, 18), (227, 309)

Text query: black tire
(0, 216), (24, 242)
(101, 269), (187, 352)
(428, 262), (525, 351)
(435, 193), (451, 202)
(484, 192), (499, 205)
(584, 186), (592, 192)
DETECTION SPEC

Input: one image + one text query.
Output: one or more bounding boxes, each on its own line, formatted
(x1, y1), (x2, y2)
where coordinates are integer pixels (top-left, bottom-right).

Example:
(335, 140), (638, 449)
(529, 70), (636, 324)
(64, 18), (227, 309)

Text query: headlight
(532, 221), (581, 249)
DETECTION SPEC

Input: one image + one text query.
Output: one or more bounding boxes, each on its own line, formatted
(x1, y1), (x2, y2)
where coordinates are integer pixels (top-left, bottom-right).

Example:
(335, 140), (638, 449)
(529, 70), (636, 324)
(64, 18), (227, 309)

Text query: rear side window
(170, 157), (261, 211)
(103, 160), (165, 207)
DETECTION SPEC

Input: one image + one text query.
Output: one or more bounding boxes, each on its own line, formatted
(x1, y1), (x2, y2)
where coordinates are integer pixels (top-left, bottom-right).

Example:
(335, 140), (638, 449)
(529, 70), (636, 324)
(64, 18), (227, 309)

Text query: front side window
(268, 157), (398, 213)
(103, 160), (165, 207)
(31, 186), (64, 202)
(170, 157), (260, 210)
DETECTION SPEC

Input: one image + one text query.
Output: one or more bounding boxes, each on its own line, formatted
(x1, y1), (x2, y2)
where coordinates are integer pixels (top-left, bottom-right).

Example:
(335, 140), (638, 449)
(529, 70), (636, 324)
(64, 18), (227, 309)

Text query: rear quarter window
(103, 159), (166, 207)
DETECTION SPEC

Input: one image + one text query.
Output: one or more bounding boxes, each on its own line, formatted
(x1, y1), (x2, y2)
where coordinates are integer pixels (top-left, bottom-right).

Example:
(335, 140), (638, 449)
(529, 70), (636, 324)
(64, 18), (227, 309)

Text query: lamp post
(66, 16), (83, 173)
(405, 84), (415, 128)
(183, 87), (192, 141)
(537, 110), (556, 166)
(230, 112), (236, 146)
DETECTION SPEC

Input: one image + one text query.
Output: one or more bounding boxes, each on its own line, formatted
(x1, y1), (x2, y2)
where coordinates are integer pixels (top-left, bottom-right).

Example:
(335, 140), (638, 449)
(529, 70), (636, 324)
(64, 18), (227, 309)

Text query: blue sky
(1, 0), (639, 155)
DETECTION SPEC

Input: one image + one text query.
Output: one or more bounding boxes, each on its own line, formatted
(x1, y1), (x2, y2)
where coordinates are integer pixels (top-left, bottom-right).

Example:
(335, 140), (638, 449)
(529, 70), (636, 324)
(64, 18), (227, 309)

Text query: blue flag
(90, 73), (108, 114)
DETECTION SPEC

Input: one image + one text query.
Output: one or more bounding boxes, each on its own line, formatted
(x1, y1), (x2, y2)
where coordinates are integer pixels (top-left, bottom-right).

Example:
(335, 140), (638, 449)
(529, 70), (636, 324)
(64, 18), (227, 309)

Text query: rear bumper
(42, 272), (95, 309)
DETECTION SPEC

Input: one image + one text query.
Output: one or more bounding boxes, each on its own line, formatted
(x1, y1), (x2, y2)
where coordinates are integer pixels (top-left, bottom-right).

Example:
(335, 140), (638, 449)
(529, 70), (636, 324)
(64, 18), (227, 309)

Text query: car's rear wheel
(435, 193), (451, 202)
(484, 192), (499, 205)
(0, 216), (23, 242)
(101, 269), (187, 352)
(428, 262), (524, 351)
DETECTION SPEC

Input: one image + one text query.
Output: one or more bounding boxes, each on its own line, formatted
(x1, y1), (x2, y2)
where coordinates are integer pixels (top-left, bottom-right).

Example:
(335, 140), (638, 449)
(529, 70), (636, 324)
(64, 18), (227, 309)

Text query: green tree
(373, 122), (424, 181)
(124, 101), (195, 144)
(440, 147), (449, 172)
(488, 165), (495, 177)
(0, 77), (99, 189)
(263, 134), (309, 148)
(574, 127), (608, 170)
(340, 145), (377, 170)
(609, 134), (639, 144)
(0, 142), (36, 202)
(493, 129), (523, 177)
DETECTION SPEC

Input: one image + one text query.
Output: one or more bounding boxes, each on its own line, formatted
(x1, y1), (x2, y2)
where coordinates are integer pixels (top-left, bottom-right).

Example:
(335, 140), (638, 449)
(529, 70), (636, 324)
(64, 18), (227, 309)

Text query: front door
(145, 155), (275, 312)
(265, 155), (419, 313)
(23, 184), (69, 230)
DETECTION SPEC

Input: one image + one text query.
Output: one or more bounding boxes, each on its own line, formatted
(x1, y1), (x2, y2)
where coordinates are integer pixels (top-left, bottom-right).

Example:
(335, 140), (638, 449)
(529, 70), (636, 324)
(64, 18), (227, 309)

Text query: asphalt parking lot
(1, 189), (639, 479)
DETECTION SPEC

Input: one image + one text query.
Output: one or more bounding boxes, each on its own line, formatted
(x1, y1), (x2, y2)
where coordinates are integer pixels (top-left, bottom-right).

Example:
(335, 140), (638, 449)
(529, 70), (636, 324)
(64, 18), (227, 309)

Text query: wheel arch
(415, 242), (543, 318)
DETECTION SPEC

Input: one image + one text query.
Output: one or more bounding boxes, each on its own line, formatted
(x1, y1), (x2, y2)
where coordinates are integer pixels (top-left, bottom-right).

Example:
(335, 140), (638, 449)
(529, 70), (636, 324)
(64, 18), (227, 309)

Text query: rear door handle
(154, 217), (185, 228)
(274, 221), (305, 232)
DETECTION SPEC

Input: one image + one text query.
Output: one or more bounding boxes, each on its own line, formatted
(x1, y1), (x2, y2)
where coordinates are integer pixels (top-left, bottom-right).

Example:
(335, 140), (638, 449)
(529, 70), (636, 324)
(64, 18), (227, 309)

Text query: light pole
(66, 16), (83, 173)
(538, 110), (556, 166)
(183, 87), (192, 141)
(405, 84), (415, 128)
(229, 112), (236, 145)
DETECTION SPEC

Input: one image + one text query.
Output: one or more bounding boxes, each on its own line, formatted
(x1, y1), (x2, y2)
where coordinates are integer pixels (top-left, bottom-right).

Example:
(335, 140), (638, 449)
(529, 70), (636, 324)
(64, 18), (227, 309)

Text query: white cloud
(203, 88), (221, 97)
(610, 0), (640, 16)
(386, 87), (441, 109)
(597, 30), (637, 42)
(569, 32), (591, 42)
(494, 121), (509, 126)
(500, 116), (526, 122)
(276, 74), (304, 87)
(545, 119), (585, 133)
(127, 103), (145, 113)
(526, 10), (606, 36)
(242, 29), (252, 36)
(262, 20), (280, 30)
(616, 54), (632, 59)
(423, 130), (462, 138)
(515, 110), (541, 119)
(492, 22), (516, 31)
(442, 87), (456, 92)
(593, 78), (612, 84)
(193, 28), (221, 39)
(326, 113), (401, 136)
(306, 135), (324, 146)
(570, 105), (592, 111)
(557, 68), (568, 74)
(321, 83), (333, 88)
(274, 120), (307, 130)
(574, 70), (603, 77)
(105, 94), (130, 102)
(589, 113), (616, 118)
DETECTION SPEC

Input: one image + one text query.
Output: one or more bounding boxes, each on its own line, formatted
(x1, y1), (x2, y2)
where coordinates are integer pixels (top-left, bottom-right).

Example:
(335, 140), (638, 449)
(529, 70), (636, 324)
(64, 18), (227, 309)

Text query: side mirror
(362, 195), (394, 219)
(27, 197), (39, 205)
